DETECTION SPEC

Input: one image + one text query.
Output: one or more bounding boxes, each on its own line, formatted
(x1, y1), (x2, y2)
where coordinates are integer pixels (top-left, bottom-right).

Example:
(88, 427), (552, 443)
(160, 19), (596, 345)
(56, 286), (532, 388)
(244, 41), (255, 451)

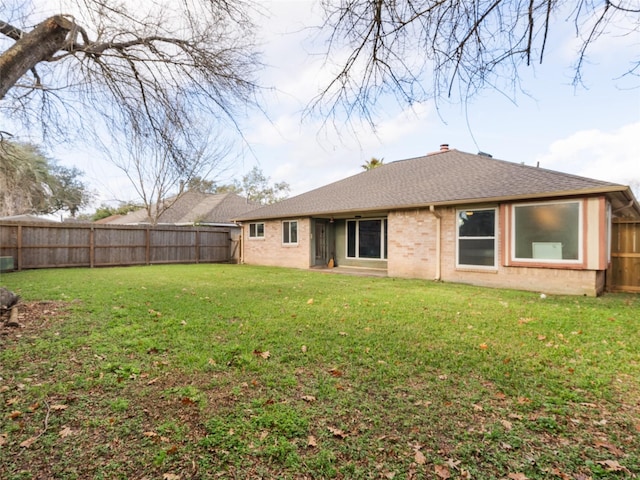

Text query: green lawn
(0, 264), (638, 479)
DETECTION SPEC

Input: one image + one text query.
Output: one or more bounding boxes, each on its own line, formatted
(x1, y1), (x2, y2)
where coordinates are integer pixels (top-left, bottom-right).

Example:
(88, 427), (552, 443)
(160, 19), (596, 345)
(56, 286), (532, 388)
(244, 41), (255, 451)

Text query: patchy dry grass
(0, 264), (638, 479)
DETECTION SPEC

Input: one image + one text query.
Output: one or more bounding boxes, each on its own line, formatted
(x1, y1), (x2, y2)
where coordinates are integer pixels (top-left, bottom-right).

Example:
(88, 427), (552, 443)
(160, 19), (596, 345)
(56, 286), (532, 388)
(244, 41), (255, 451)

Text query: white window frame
(511, 200), (583, 264)
(282, 220), (298, 245)
(345, 218), (388, 260)
(248, 222), (265, 239)
(456, 207), (498, 269)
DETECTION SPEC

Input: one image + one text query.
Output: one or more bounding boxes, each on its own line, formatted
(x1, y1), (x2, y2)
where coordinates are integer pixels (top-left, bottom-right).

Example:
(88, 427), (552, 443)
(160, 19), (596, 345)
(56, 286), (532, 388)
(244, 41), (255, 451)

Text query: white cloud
(535, 122), (640, 185)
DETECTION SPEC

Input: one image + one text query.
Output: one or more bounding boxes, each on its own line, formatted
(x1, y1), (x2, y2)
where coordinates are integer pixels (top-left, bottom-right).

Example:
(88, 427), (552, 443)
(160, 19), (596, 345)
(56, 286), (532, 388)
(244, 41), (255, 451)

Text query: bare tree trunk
(0, 16), (72, 100)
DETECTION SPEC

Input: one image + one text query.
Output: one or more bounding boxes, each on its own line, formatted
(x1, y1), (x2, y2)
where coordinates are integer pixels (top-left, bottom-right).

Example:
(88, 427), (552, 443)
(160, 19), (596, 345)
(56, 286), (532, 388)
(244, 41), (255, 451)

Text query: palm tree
(361, 157), (384, 170)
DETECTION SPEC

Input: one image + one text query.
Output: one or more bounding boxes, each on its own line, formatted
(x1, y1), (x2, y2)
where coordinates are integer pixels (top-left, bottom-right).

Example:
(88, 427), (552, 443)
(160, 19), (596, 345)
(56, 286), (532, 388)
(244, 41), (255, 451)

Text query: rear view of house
(234, 146), (640, 296)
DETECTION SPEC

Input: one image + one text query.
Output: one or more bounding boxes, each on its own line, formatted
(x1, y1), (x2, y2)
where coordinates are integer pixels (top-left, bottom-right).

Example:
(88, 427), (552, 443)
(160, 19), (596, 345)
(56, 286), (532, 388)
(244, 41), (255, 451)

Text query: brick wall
(242, 218), (310, 269)
(388, 206), (601, 296)
(388, 209), (438, 279)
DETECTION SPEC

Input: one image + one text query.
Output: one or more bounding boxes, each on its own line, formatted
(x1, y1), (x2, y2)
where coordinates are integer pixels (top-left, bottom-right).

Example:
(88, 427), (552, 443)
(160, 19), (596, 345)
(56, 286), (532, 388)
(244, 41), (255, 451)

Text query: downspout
(236, 222), (244, 265)
(429, 205), (442, 281)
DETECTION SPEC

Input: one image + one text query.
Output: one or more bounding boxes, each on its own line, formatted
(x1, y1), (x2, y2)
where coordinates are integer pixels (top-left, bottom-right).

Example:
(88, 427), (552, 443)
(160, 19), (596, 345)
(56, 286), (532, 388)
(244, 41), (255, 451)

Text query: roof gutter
(429, 205), (442, 281)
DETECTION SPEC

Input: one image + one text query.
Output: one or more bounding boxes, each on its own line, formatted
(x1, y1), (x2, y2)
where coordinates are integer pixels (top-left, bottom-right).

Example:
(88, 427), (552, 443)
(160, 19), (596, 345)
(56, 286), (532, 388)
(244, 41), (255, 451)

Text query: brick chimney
(439, 144), (449, 152)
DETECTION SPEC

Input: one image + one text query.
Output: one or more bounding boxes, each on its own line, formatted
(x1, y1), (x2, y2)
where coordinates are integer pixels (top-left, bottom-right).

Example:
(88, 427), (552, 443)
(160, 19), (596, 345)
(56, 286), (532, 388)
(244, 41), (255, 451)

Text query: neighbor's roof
(235, 149), (639, 221)
(105, 192), (259, 225)
(0, 214), (57, 223)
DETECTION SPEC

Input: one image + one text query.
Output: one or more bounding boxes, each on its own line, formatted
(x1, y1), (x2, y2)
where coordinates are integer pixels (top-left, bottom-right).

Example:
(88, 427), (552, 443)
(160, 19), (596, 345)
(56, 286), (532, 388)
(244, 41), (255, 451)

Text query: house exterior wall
(242, 218), (311, 269)
(387, 209), (438, 279)
(387, 202), (606, 296)
(242, 196), (609, 296)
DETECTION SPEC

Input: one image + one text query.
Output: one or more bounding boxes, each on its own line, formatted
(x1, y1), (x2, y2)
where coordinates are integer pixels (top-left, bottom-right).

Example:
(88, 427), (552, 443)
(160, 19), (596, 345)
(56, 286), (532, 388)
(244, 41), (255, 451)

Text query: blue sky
(8, 0), (640, 209)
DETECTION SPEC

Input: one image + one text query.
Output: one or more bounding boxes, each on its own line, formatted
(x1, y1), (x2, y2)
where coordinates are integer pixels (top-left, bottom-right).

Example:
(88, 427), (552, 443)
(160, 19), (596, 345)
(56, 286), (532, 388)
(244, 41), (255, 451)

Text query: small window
(457, 208), (497, 268)
(512, 201), (581, 262)
(283, 220), (298, 244)
(249, 222), (264, 238)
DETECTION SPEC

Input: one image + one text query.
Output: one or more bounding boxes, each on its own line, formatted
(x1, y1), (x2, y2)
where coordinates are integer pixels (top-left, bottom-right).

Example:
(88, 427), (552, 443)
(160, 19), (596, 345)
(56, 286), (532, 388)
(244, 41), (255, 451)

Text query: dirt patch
(0, 300), (69, 347)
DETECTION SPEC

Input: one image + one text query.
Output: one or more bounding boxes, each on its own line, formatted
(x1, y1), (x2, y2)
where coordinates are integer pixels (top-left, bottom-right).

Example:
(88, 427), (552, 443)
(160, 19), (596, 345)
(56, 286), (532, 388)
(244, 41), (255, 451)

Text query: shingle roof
(106, 192), (259, 225)
(235, 149), (633, 221)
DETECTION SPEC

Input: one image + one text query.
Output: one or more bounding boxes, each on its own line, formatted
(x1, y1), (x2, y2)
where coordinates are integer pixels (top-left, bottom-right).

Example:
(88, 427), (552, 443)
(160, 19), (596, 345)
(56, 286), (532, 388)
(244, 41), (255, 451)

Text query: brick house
(234, 146), (640, 296)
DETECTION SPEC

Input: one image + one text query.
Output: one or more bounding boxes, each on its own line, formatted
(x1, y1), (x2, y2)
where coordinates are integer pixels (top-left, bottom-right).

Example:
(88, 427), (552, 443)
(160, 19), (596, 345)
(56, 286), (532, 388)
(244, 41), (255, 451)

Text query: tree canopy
(0, 140), (93, 216)
(214, 166), (290, 205)
(0, 0), (261, 151)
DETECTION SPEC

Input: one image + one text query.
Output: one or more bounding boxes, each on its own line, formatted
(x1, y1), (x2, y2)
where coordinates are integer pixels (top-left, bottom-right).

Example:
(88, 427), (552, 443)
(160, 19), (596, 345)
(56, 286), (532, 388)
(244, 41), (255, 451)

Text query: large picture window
(249, 222), (264, 238)
(346, 219), (387, 259)
(457, 208), (496, 267)
(282, 220), (298, 244)
(512, 201), (581, 262)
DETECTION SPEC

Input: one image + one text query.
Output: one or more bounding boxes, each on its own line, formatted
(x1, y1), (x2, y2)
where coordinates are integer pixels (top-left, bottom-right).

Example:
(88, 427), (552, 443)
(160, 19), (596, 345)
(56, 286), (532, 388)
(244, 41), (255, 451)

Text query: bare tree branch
(1, 1), (262, 156)
(309, 0), (640, 127)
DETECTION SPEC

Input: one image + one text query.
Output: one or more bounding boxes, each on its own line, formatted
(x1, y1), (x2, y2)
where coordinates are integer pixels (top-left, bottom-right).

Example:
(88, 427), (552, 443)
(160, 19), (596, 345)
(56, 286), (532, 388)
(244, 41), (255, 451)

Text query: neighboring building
(102, 192), (259, 226)
(0, 214), (57, 223)
(234, 146), (640, 296)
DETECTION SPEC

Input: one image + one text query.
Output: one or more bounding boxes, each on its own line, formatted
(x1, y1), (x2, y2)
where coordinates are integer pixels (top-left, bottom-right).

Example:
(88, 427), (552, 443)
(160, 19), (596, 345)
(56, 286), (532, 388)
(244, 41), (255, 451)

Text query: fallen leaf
(253, 350), (270, 359)
(500, 419), (513, 430)
(446, 458), (461, 469)
(59, 426), (73, 438)
(434, 464), (451, 479)
(384, 473), (396, 479)
(329, 368), (343, 377)
(50, 404), (68, 411)
(0, 433), (7, 446)
(472, 403), (483, 412)
(20, 437), (37, 448)
(328, 426), (347, 438)
(8, 410), (21, 419)
(307, 298), (314, 305)
(550, 468), (571, 480)
(508, 473), (528, 480)
(259, 430), (269, 441)
(301, 395), (316, 402)
(143, 431), (159, 437)
(301, 345), (307, 353)
(594, 441), (623, 456)
(596, 460), (630, 473)
(414, 449), (426, 465)
(307, 435), (317, 447)
(147, 377), (159, 385)
(479, 343), (488, 350)
(163, 474), (180, 480)
(166, 445), (178, 455)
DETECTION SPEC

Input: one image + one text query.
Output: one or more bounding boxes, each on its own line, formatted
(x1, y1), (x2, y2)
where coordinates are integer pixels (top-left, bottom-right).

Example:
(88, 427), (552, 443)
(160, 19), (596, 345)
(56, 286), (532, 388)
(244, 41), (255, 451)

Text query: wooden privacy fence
(608, 219), (640, 293)
(0, 222), (236, 271)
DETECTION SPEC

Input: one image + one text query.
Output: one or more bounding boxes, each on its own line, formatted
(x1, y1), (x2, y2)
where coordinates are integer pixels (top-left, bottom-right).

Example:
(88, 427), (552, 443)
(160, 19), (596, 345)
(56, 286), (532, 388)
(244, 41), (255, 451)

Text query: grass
(0, 264), (638, 479)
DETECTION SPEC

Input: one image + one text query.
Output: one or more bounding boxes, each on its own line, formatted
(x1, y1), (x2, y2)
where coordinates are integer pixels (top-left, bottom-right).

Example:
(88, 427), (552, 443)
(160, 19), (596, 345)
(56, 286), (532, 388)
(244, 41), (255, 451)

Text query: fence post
(195, 228), (200, 264)
(145, 227), (151, 265)
(90, 225), (95, 268)
(16, 225), (23, 271)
